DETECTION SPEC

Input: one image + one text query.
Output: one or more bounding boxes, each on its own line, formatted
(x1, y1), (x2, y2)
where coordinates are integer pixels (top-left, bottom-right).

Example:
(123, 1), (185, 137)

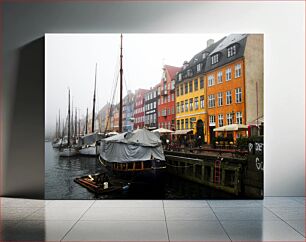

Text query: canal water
(45, 142), (234, 199)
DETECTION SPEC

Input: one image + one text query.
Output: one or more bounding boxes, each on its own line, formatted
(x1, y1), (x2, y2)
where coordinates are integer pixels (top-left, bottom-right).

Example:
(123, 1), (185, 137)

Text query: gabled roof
(164, 65), (181, 80)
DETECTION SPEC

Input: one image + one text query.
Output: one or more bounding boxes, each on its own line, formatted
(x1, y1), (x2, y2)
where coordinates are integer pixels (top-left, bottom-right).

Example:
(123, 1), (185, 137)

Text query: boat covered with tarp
(99, 129), (165, 163)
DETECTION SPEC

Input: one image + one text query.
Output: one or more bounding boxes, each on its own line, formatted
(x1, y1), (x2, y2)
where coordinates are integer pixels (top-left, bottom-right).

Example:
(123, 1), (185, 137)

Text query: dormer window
(196, 63), (201, 73)
(211, 54), (219, 65)
(178, 73), (182, 81)
(187, 69), (193, 77)
(202, 52), (208, 59)
(227, 45), (237, 57)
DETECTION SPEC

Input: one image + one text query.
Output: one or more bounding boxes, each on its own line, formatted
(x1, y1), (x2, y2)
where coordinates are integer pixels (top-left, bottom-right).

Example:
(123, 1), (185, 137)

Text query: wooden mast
(75, 108), (77, 138)
(68, 89), (71, 146)
(119, 34), (123, 133)
(58, 110), (61, 138)
(92, 63), (97, 133)
(85, 108), (88, 134)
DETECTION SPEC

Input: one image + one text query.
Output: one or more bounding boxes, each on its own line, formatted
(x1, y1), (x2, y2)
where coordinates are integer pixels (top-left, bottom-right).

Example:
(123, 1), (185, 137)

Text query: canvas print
(45, 33), (263, 199)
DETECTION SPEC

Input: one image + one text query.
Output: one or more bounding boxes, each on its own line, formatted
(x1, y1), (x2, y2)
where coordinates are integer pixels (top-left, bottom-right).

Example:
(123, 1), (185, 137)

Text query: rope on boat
(98, 156), (107, 167)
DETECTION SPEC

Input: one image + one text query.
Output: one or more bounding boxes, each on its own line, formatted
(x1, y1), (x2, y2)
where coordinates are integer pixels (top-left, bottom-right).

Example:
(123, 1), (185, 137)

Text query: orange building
(205, 34), (263, 143)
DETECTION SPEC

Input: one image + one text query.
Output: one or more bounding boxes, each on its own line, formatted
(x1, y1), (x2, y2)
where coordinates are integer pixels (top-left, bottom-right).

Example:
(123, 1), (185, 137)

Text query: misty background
(45, 33), (226, 137)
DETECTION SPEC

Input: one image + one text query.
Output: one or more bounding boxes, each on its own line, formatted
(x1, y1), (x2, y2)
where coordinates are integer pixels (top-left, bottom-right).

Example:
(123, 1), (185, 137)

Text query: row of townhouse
(175, 34), (263, 144)
(98, 34), (263, 144)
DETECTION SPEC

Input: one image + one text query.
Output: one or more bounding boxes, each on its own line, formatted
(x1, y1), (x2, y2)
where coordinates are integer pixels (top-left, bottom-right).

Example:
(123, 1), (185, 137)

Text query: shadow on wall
(5, 37), (45, 199)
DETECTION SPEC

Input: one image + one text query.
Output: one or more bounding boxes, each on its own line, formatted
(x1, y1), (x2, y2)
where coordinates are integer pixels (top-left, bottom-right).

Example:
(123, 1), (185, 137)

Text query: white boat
(52, 138), (62, 148)
(59, 147), (78, 157)
(79, 145), (99, 156)
(78, 132), (104, 156)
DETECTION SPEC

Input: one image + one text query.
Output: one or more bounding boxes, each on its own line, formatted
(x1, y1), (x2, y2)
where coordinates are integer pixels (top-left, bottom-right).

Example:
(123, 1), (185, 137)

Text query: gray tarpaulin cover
(99, 129), (165, 163)
(78, 132), (104, 146)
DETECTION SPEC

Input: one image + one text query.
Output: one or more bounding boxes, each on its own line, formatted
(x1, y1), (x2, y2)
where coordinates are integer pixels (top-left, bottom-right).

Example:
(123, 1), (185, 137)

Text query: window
(185, 83), (188, 94)
(194, 97), (199, 110)
(178, 73), (182, 81)
(185, 100), (188, 112)
(226, 68), (232, 81)
(194, 79), (198, 91)
(235, 64), (241, 78)
(208, 94), (215, 108)
(154, 101), (156, 109)
(227, 45), (237, 57)
(226, 91), (232, 105)
(227, 113), (233, 125)
(180, 84), (184, 95)
(168, 95), (170, 102)
(209, 115), (215, 125)
(176, 87), (180, 97)
(211, 54), (219, 64)
(196, 63), (201, 73)
(217, 71), (223, 83)
(181, 119), (184, 130)
(200, 78), (204, 89)
(171, 80), (175, 90)
(189, 98), (193, 111)
(172, 107), (175, 114)
(153, 91), (156, 98)
(218, 114), (224, 127)
(218, 92), (223, 106)
(235, 88), (242, 103)
(200, 95), (204, 109)
(177, 120), (180, 130)
(190, 117), (196, 129)
(236, 112), (242, 124)
(208, 75), (215, 87)
(167, 108), (171, 115)
(181, 101), (184, 112)
(163, 96), (167, 103)
(189, 81), (193, 92)
(176, 102), (180, 113)
(202, 52), (208, 59)
(171, 93), (174, 101)
(185, 119), (189, 129)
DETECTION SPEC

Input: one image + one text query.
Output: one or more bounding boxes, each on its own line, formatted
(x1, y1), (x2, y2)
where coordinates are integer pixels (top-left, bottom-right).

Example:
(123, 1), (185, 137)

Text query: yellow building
(175, 40), (223, 143)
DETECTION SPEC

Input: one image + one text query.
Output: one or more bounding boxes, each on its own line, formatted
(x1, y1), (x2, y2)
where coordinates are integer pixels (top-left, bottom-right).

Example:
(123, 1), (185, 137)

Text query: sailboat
(98, 34), (166, 174)
(79, 63), (103, 156)
(59, 89), (78, 157)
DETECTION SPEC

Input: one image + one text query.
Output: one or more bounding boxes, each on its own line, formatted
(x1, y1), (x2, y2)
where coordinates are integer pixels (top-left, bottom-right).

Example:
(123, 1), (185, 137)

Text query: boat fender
(103, 182), (109, 189)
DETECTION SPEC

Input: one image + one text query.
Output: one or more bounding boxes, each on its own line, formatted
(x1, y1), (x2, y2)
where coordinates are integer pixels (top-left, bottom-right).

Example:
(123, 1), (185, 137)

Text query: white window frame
(235, 64), (241, 78)
(226, 113), (233, 125)
(200, 96), (204, 109)
(218, 92), (223, 106)
(218, 114), (224, 127)
(235, 88), (242, 103)
(236, 112), (243, 124)
(208, 75), (215, 87)
(226, 68), (232, 81)
(208, 94), (215, 108)
(217, 71), (223, 83)
(226, 91), (232, 105)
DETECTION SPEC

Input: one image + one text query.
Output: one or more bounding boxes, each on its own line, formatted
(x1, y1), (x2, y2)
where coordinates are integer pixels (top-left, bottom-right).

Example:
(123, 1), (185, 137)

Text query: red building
(133, 88), (147, 129)
(157, 65), (181, 130)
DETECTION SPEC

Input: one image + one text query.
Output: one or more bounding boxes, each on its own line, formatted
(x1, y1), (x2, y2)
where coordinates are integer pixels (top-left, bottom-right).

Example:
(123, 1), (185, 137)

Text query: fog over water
(45, 33), (226, 137)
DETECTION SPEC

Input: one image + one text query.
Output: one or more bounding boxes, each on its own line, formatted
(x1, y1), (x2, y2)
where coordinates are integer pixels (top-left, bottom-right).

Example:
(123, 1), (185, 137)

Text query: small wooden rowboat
(74, 173), (129, 194)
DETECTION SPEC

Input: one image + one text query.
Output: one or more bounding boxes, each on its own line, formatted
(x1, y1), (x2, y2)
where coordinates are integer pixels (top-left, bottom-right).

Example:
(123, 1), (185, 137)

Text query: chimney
(207, 39), (214, 47)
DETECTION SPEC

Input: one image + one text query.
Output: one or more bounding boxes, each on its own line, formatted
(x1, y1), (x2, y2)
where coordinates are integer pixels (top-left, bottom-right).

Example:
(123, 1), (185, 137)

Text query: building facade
(157, 65), (181, 130)
(133, 88), (147, 129)
(122, 91), (135, 132)
(205, 34), (263, 143)
(144, 85), (158, 129)
(175, 38), (224, 143)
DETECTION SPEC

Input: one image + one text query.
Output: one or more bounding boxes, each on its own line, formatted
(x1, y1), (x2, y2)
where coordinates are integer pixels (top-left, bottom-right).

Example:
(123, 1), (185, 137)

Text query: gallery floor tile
(0, 196), (305, 241)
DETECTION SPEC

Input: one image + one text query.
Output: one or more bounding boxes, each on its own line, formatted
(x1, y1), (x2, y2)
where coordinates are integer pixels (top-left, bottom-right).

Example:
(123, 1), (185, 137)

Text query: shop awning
(152, 128), (173, 134)
(213, 124), (248, 132)
(172, 129), (193, 135)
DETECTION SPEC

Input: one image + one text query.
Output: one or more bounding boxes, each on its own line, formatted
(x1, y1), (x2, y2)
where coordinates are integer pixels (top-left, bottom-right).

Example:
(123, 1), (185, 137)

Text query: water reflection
(45, 142), (233, 199)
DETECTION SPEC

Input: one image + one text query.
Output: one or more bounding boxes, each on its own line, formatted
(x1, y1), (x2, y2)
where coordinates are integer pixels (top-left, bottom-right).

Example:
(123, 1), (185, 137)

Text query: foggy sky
(45, 33), (226, 136)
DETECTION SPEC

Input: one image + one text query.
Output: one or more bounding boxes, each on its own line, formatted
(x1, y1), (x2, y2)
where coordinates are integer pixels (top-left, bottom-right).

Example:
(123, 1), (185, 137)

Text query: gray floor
(0, 197), (304, 241)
